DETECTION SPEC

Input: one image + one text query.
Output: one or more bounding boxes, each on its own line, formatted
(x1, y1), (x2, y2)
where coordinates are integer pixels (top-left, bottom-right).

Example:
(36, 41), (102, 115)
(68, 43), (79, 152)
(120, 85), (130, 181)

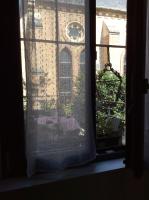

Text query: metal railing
(95, 44), (126, 145)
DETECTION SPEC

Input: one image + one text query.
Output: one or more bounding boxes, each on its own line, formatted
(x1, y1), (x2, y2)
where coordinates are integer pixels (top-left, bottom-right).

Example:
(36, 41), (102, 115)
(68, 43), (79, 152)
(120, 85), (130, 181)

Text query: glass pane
(96, 0), (127, 46)
(58, 2), (85, 43)
(80, 51), (85, 64)
(96, 0), (127, 150)
(21, 1), (56, 40)
(20, 0), (95, 176)
(96, 46), (126, 75)
(59, 78), (72, 92)
(59, 64), (72, 76)
(60, 50), (71, 63)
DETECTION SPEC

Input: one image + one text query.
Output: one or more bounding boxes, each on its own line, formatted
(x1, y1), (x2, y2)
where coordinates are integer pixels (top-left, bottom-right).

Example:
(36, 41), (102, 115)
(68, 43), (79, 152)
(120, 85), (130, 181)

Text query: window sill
(0, 158), (125, 193)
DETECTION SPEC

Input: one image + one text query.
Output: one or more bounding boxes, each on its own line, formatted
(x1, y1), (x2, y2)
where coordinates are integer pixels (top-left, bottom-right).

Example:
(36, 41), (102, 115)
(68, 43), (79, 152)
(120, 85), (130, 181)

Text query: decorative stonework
(66, 22), (84, 42)
(96, 8), (126, 19)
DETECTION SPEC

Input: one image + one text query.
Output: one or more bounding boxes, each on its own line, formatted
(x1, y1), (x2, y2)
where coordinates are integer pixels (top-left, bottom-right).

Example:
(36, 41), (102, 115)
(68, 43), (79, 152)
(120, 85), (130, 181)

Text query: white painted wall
(96, 15), (126, 74)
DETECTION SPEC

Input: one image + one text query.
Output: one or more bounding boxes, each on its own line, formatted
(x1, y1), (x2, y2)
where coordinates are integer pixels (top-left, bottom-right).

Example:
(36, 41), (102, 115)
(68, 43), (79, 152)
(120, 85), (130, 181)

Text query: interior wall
(1, 169), (148, 200)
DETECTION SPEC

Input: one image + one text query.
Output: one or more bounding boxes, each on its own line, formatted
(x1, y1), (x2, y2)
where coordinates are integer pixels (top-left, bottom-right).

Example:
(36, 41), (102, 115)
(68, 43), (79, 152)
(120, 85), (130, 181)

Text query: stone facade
(21, 0), (126, 109)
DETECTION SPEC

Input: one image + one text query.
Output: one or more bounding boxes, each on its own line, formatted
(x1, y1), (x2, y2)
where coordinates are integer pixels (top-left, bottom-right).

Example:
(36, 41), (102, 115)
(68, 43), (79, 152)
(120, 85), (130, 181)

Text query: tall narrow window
(59, 48), (72, 104)
(96, 0), (127, 151)
(80, 50), (85, 72)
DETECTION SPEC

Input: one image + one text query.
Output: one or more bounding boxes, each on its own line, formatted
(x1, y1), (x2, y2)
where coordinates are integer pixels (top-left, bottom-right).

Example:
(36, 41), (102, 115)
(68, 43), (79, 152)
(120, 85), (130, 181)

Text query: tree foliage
(96, 69), (125, 137)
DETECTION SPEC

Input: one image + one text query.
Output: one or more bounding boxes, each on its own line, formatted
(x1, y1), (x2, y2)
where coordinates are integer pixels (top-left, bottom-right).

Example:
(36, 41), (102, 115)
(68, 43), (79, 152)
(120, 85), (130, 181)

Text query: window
(59, 49), (72, 103)
(96, 0), (126, 152)
(66, 22), (84, 42)
(0, 0), (147, 180)
(80, 50), (85, 72)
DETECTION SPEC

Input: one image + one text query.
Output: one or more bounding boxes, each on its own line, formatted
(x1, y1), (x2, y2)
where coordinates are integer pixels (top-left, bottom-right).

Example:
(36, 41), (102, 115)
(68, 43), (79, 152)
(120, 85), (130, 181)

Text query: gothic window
(80, 50), (85, 73)
(59, 49), (72, 103)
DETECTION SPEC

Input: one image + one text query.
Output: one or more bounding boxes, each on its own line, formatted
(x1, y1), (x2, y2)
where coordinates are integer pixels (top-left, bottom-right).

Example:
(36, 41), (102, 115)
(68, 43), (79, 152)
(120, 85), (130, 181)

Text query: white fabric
(20, 0), (96, 176)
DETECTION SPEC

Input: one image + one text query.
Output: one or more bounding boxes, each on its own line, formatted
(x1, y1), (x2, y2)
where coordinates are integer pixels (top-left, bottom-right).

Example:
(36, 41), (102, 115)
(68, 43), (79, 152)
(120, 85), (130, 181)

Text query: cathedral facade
(20, 0), (126, 110)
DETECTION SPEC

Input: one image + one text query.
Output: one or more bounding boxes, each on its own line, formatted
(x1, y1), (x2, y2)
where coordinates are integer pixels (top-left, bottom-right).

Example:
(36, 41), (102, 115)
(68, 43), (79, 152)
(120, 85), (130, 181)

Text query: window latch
(144, 79), (149, 94)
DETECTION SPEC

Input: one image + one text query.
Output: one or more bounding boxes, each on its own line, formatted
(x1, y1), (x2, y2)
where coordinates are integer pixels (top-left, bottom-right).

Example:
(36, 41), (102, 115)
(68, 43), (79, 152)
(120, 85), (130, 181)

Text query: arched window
(59, 48), (72, 103)
(80, 50), (85, 73)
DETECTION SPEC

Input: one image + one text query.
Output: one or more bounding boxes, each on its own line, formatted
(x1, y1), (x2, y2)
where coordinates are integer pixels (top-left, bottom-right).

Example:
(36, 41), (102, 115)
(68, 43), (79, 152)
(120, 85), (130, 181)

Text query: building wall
(96, 8), (126, 73)
(21, 2), (126, 109)
(21, 2), (86, 109)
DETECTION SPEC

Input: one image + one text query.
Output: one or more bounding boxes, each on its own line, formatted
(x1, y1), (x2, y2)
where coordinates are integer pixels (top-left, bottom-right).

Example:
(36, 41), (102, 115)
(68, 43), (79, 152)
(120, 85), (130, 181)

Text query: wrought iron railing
(96, 44), (126, 147)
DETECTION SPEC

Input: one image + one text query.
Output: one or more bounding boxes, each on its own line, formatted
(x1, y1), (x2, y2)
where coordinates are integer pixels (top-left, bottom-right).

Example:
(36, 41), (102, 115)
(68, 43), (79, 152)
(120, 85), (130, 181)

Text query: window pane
(96, 0), (127, 150)
(59, 78), (72, 92)
(58, 3), (85, 43)
(59, 50), (72, 63)
(59, 64), (72, 77)
(96, 0), (127, 46)
(80, 51), (85, 63)
(20, 0), (96, 176)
